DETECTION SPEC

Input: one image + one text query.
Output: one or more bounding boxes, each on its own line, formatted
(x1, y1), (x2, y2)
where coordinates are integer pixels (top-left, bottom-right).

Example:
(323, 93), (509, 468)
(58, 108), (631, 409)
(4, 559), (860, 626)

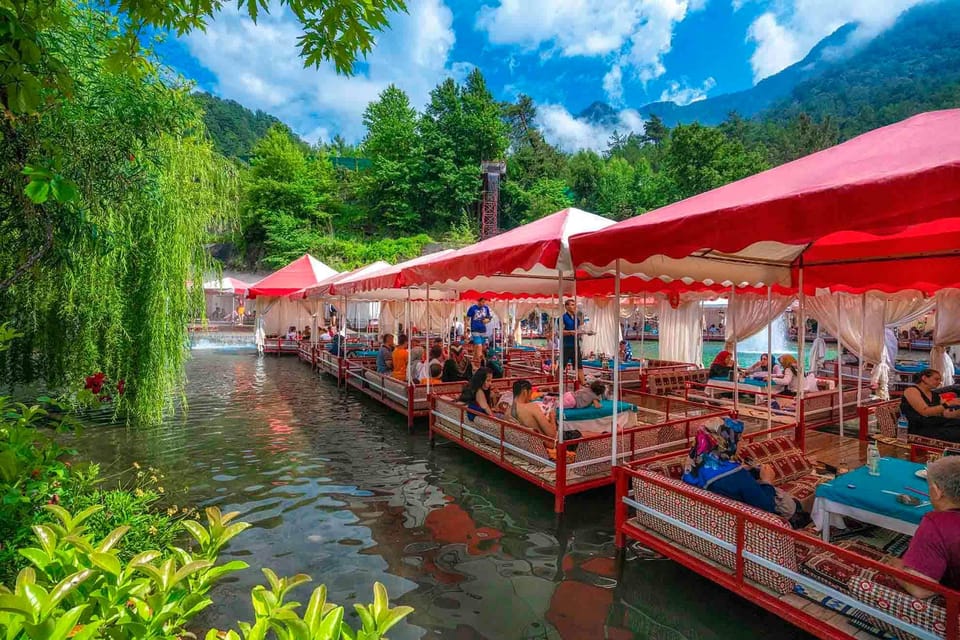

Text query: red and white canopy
(402, 208), (614, 297)
(247, 254), (337, 299)
(332, 251), (459, 300)
(297, 261), (392, 299)
(570, 110), (960, 292)
(202, 277), (250, 296)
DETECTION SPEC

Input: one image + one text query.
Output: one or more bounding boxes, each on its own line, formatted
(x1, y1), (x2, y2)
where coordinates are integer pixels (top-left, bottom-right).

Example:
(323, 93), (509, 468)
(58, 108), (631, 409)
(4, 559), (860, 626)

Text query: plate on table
(916, 468), (928, 480)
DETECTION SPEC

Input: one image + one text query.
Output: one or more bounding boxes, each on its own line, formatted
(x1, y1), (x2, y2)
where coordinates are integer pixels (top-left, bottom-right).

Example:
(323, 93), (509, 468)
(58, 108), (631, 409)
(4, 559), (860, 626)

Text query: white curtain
(723, 292), (793, 350)
(933, 289), (960, 386)
(378, 301), (400, 336)
(806, 291), (933, 398)
(809, 335), (828, 374)
(513, 301), (541, 344)
(658, 298), (703, 366)
(581, 298), (620, 357)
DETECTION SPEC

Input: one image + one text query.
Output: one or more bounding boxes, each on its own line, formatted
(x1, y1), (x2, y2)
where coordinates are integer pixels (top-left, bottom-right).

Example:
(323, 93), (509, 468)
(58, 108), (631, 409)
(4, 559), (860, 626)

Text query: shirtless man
(509, 379), (557, 438)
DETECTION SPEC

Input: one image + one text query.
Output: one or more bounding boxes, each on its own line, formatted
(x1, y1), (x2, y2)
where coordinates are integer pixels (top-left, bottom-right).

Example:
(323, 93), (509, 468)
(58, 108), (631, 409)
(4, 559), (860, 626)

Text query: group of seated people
(708, 351), (817, 397)
(373, 334), (504, 385)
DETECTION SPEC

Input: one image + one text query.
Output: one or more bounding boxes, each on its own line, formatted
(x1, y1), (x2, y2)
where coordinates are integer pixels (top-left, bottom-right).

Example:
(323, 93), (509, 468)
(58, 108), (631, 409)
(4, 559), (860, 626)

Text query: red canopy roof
(402, 208), (613, 290)
(570, 110), (960, 291)
(332, 251), (456, 296)
(202, 277), (251, 295)
(247, 254), (337, 299)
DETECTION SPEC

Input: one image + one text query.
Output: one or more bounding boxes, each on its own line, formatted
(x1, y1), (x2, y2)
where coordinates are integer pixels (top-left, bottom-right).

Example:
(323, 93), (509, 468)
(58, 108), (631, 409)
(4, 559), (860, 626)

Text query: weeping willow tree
(0, 8), (238, 420)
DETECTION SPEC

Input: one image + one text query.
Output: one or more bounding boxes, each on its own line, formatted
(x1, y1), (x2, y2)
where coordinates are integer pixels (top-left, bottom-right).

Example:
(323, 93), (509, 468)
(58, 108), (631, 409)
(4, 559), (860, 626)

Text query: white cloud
(181, 0), (459, 143)
(537, 104), (645, 152)
(476, 0), (706, 83)
(745, 0), (931, 83)
(602, 63), (624, 105)
(658, 76), (716, 105)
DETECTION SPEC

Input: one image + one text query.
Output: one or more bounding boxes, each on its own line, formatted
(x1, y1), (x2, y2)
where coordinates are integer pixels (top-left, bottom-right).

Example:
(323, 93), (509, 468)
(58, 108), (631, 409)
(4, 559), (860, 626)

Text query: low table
(812, 457), (931, 542)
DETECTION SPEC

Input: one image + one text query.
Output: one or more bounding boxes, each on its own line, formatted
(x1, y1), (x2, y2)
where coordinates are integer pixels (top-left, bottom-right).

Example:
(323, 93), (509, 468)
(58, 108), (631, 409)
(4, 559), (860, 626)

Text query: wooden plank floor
(805, 429), (868, 469)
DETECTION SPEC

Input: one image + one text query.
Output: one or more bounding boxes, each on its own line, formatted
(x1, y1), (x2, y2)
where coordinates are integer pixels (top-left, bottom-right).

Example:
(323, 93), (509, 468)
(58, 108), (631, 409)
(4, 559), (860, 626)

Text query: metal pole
(766, 285), (773, 431)
(426, 286), (431, 393)
(640, 296), (647, 363)
(558, 273), (565, 443)
(612, 262), (621, 468)
(731, 285), (739, 413)
(857, 294), (866, 408)
(407, 288), (412, 384)
(837, 293), (845, 438)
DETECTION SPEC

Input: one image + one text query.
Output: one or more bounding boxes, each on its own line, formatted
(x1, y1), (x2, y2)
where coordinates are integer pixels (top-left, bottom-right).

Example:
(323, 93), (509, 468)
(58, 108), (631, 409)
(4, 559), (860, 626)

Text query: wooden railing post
(555, 439), (568, 514)
(614, 467), (628, 548)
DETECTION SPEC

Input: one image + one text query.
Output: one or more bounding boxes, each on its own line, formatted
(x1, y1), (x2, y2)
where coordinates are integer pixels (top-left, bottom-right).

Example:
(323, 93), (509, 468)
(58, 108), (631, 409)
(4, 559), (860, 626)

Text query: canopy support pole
(426, 286), (431, 392)
(797, 266), (807, 449)
(640, 297), (647, 363)
(767, 285), (773, 433)
(407, 288), (413, 385)
(558, 273), (565, 444)
(731, 285), (739, 414)
(857, 295), (866, 408)
(837, 294), (845, 438)
(612, 260), (621, 468)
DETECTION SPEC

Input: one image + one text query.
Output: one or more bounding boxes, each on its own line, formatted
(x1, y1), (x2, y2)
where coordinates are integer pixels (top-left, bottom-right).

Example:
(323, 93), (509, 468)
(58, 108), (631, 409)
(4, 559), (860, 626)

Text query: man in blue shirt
(376, 333), (395, 374)
(561, 299), (586, 385)
(466, 297), (492, 346)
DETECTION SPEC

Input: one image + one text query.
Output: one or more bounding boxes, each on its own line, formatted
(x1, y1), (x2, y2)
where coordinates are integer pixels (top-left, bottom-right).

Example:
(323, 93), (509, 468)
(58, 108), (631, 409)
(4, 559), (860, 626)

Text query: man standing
(376, 334), (395, 374)
(560, 299), (589, 385)
(466, 297), (492, 365)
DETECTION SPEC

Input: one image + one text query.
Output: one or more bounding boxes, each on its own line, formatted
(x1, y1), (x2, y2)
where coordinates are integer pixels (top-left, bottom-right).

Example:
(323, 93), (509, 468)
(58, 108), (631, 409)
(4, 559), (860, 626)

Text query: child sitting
(562, 380), (606, 409)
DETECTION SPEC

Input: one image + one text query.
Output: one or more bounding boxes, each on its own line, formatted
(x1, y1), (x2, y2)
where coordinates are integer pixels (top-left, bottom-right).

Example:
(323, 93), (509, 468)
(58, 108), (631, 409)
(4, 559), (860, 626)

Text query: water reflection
(65, 353), (812, 639)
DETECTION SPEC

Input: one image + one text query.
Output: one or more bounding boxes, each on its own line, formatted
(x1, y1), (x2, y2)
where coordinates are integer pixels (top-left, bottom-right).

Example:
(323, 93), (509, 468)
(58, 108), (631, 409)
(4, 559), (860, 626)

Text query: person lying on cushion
(888, 456), (960, 598)
(561, 380), (606, 409)
(682, 419), (811, 529)
(901, 368), (960, 443)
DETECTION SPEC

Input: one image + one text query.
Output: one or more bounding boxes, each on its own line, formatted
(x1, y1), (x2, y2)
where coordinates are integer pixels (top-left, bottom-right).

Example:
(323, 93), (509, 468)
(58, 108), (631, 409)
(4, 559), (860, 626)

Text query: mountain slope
(194, 92), (293, 160)
(766, 0), (960, 136)
(577, 0), (960, 130)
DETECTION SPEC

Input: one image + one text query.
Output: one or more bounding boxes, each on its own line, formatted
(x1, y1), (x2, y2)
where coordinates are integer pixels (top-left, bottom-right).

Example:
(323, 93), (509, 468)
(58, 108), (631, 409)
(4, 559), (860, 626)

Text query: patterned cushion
(504, 427), (552, 467)
(739, 437), (812, 483)
(849, 577), (949, 640)
(778, 473), (825, 502)
(875, 402), (900, 438)
(631, 471), (796, 594)
(908, 433), (955, 452)
(800, 540), (900, 595)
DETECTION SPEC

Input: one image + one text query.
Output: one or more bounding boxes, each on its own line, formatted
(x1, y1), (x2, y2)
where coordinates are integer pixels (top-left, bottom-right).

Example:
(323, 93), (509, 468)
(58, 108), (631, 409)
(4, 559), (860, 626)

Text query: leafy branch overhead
(0, 0), (407, 119)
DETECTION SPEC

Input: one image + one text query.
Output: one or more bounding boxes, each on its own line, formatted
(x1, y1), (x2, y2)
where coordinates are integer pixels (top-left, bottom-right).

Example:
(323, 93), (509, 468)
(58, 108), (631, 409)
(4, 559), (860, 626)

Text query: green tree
(662, 123), (768, 199)
(243, 125), (334, 269)
(417, 79), (479, 230)
(359, 85), (420, 233)
(460, 69), (509, 165)
(0, 8), (238, 421)
(566, 150), (604, 211)
(595, 157), (636, 220)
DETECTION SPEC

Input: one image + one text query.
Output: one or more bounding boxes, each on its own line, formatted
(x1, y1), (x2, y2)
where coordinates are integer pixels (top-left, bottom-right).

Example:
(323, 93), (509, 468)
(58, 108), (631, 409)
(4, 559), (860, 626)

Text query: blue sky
(156, 0), (927, 151)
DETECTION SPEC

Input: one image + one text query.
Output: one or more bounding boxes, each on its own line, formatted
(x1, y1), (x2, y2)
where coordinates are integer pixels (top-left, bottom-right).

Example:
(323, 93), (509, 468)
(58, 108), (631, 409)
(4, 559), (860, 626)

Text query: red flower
(85, 372), (106, 395)
(48, 495), (60, 505)
(116, 379), (125, 396)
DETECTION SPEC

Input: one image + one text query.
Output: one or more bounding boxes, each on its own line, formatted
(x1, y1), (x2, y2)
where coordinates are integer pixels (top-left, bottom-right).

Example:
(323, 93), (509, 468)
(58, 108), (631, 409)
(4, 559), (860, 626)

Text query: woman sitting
(744, 353), (781, 377)
(442, 345), (473, 382)
(771, 355), (800, 396)
(708, 350), (735, 379)
(458, 367), (495, 420)
(901, 368), (960, 443)
(682, 420), (811, 528)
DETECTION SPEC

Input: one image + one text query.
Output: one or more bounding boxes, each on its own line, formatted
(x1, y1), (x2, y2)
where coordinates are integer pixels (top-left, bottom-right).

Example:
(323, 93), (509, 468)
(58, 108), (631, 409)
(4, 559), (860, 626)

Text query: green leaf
(44, 569), (93, 615)
(31, 525), (57, 556)
(372, 581), (387, 622)
(377, 606), (414, 635)
(0, 448), (18, 482)
(17, 548), (49, 570)
(95, 525), (129, 553)
(49, 178), (78, 203)
(180, 519), (210, 547)
(89, 552), (121, 577)
(317, 605), (344, 639)
(0, 594), (33, 618)
(304, 585), (327, 632)
(46, 604), (86, 640)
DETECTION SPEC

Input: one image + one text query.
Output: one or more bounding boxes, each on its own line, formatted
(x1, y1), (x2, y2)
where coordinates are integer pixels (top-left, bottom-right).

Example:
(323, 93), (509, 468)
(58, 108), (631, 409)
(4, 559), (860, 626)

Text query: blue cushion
(557, 399), (636, 421)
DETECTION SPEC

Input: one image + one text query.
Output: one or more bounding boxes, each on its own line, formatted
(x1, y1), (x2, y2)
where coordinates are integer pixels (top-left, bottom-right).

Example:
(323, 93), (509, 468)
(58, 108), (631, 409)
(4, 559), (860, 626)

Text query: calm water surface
(67, 351), (814, 640)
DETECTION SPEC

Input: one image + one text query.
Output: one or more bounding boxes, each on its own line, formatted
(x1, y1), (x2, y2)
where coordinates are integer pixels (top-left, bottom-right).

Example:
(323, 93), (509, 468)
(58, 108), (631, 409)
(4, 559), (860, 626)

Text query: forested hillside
(194, 92), (299, 160)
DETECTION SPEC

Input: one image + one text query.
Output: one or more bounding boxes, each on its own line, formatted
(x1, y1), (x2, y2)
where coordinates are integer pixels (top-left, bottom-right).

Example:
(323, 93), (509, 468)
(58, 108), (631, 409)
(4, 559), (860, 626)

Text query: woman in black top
(901, 368), (960, 443)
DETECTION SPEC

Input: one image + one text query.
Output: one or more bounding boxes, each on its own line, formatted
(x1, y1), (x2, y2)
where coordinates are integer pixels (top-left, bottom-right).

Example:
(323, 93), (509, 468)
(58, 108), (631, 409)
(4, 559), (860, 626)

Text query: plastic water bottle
(896, 413), (909, 442)
(867, 442), (881, 476)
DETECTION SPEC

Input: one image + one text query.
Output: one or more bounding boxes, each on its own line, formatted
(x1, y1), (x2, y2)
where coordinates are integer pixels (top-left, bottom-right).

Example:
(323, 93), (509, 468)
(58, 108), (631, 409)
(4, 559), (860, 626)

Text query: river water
(67, 351), (813, 640)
